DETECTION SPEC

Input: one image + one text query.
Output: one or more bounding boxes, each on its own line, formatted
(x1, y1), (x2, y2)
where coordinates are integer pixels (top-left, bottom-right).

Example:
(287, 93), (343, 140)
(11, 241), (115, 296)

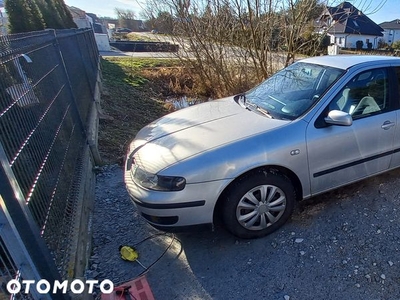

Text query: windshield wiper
(256, 106), (273, 118)
(245, 100), (273, 119)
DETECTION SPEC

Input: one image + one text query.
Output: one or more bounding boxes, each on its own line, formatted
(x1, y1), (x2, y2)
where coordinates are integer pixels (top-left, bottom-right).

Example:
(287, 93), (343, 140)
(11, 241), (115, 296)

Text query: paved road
(101, 29), (291, 70)
(100, 49), (178, 58)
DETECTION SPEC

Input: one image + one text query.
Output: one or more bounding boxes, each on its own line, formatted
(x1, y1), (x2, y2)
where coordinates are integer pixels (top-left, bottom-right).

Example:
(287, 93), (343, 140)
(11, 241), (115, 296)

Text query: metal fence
(0, 28), (100, 298)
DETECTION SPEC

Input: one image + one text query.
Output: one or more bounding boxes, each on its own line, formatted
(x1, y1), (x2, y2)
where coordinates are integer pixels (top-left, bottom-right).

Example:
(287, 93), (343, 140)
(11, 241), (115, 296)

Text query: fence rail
(0, 28), (100, 298)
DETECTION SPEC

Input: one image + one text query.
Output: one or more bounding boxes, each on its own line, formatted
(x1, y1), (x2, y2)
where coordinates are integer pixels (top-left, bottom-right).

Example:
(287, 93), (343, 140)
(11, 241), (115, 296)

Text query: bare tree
(115, 8), (136, 28)
(142, 0), (386, 97)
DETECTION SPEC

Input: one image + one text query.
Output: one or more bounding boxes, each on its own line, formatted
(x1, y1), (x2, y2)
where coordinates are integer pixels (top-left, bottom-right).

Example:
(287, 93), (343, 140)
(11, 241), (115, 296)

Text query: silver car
(125, 55), (400, 239)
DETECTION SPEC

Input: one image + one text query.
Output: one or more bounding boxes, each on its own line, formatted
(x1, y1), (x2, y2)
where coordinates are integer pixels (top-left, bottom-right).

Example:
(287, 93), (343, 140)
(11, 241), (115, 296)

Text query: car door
(306, 67), (397, 195)
(389, 67), (400, 168)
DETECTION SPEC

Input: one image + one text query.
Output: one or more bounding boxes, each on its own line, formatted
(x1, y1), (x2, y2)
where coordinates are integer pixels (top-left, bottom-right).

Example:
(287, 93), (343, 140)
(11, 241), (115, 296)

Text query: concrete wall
(0, 10), (8, 35)
(95, 33), (111, 51)
(328, 45), (339, 55)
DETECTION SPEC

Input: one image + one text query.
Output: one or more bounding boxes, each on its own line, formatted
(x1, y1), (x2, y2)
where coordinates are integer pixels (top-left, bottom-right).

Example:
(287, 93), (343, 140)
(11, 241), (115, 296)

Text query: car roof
(299, 55), (400, 70)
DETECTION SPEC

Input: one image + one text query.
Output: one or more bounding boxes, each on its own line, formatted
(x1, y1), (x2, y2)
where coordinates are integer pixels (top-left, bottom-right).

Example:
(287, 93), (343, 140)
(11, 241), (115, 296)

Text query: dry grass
(98, 57), (209, 164)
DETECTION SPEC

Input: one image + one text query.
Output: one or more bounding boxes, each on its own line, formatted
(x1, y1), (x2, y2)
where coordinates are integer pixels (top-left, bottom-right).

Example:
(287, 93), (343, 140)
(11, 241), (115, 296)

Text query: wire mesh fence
(0, 28), (100, 284)
(0, 236), (35, 300)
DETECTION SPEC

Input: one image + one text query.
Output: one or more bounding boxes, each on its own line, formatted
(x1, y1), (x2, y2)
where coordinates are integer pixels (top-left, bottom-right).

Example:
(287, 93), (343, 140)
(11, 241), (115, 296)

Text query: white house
(68, 6), (111, 51)
(0, 1), (8, 35)
(379, 19), (400, 46)
(317, 1), (384, 50)
(68, 6), (93, 29)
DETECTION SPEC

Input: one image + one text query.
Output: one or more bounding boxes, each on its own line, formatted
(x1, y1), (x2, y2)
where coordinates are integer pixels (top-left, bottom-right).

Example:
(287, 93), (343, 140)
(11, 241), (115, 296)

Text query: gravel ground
(88, 164), (400, 300)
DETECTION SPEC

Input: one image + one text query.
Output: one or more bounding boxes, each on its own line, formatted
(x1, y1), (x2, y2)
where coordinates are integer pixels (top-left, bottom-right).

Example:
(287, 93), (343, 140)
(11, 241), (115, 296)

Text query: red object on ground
(101, 275), (155, 300)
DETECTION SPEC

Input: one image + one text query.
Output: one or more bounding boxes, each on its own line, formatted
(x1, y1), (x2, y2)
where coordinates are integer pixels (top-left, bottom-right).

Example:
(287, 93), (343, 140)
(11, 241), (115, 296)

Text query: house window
(366, 39), (369, 44)
(390, 30), (393, 35)
(339, 37), (342, 44)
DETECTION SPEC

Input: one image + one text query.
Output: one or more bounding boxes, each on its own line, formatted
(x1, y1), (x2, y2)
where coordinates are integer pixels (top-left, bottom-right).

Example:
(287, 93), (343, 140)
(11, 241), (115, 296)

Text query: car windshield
(244, 62), (345, 120)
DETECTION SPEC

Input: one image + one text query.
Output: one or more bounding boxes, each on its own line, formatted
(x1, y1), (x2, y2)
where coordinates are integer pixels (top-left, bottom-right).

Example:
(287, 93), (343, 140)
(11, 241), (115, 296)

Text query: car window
(395, 67), (400, 100)
(329, 68), (390, 119)
(245, 62), (344, 120)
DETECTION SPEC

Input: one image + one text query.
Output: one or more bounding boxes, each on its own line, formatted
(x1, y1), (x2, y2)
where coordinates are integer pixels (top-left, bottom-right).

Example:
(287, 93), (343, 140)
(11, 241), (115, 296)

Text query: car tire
(222, 170), (295, 239)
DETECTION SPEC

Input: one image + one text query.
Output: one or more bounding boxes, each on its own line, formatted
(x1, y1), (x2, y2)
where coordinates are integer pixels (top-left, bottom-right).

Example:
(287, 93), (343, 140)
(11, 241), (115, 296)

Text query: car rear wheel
(222, 170), (295, 239)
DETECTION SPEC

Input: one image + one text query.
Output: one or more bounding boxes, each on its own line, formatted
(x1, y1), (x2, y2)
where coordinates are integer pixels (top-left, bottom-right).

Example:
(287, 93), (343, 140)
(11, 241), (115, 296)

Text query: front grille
(141, 213), (179, 225)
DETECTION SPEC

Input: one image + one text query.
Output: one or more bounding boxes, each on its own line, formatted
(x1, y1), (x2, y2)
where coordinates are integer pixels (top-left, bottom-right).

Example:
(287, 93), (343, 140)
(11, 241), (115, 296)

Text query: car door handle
(381, 121), (395, 130)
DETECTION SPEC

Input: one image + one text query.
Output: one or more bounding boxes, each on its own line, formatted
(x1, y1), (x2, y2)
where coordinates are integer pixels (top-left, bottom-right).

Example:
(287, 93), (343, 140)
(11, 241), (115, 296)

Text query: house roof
(68, 6), (87, 19)
(320, 1), (383, 36)
(379, 19), (400, 30)
(86, 13), (100, 23)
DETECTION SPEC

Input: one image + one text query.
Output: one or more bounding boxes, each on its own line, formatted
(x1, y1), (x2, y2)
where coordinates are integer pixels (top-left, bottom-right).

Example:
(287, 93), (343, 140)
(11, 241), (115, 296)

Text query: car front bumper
(124, 169), (230, 231)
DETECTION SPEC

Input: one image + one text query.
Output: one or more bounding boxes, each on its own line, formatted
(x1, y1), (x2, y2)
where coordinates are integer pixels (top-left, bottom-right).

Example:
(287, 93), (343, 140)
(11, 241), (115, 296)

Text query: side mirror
(324, 110), (353, 126)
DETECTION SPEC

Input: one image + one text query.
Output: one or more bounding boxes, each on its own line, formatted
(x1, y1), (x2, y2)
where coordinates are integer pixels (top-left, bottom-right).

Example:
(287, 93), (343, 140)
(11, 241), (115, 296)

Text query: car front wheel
(222, 170), (295, 239)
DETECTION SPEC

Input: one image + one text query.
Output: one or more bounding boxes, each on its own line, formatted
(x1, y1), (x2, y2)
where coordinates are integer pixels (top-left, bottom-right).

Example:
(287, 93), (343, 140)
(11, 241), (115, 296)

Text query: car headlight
(133, 166), (186, 191)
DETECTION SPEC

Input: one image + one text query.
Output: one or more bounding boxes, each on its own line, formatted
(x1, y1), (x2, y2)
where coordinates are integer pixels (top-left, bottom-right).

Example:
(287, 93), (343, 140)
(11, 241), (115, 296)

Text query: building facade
(379, 19), (400, 46)
(317, 1), (383, 49)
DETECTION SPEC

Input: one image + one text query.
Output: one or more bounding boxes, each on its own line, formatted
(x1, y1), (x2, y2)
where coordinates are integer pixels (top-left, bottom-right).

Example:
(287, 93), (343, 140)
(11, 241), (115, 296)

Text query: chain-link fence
(0, 28), (100, 298)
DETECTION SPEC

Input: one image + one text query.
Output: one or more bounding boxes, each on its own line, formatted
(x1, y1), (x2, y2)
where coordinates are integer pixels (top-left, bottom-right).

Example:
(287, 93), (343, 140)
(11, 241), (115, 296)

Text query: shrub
(377, 38), (388, 49)
(392, 40), (400, 50)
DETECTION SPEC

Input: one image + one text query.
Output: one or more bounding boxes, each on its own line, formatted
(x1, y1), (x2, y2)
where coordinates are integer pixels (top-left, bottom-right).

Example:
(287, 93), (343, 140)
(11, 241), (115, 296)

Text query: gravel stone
(89, 165), (400, 299)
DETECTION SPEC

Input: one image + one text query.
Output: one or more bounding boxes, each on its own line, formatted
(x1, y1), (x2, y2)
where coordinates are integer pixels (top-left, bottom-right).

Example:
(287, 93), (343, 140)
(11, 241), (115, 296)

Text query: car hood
(128, 97), (289, 174)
